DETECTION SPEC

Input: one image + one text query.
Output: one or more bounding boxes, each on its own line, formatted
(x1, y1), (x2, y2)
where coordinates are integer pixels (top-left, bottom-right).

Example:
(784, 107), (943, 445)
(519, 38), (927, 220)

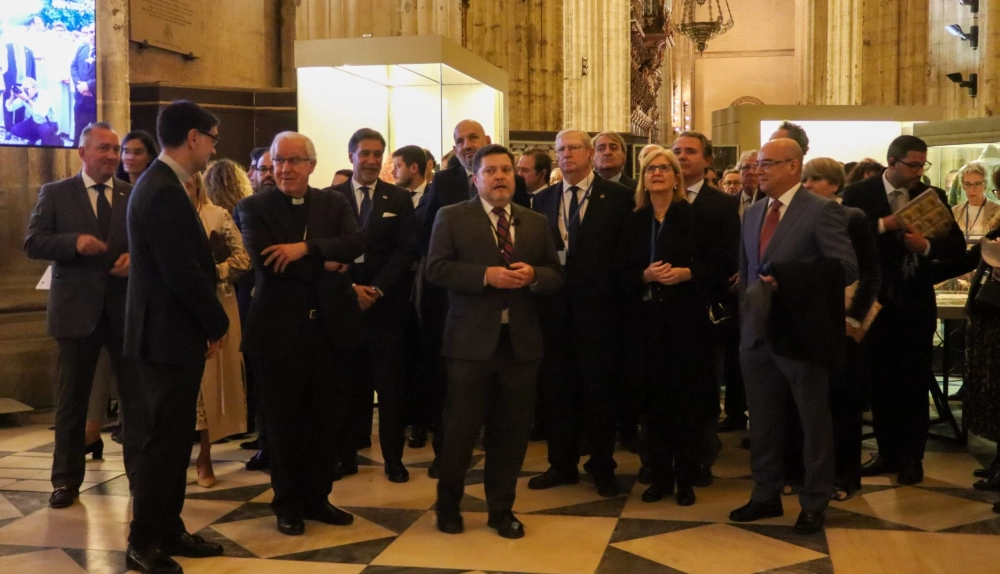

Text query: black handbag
(974, 270), (1000, 313)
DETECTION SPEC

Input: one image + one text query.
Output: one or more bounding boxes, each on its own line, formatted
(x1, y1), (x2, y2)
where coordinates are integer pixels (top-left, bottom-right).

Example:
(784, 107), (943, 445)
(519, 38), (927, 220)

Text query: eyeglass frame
(644, 164), (675, 175)
(197, 129), (220, 147)
(272, 156), (314, 167)
(896, 159), (932, 171)
(752, 159), (794, 170)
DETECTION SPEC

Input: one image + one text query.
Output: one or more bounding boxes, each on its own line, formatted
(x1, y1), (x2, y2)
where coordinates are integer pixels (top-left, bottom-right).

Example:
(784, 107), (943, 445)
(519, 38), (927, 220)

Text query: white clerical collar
(158, 152), (191, 184)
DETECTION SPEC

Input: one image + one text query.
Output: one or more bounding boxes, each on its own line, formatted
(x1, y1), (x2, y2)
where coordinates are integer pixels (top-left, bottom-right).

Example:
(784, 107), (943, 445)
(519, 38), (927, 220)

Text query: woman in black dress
(618, 146), (725, 506)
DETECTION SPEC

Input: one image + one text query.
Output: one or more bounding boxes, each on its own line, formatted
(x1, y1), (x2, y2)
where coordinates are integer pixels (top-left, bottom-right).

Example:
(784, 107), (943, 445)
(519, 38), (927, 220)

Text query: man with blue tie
(70, 25), (98, 147)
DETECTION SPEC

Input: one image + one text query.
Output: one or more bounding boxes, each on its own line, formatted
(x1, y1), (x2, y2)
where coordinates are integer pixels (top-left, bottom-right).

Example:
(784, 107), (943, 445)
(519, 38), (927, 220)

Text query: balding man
(237, 131), (365, 536)
(730, 139), (857, 535)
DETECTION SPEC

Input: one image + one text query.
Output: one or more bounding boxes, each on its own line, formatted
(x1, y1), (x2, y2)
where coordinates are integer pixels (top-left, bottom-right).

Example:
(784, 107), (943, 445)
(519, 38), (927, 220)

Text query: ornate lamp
(677, 0), (734, 53)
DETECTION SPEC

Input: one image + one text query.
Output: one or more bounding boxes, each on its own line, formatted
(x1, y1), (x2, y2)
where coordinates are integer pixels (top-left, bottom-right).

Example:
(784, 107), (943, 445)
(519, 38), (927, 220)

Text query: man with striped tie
(426, 144), (564, 539)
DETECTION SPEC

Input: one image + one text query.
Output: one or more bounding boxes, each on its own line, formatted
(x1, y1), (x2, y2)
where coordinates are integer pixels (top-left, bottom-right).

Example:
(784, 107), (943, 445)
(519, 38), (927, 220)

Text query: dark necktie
(359, 186), (372, 228)
(94, 183), (111, 240)
(468, 174), (477, 199)
(493, 207), (513, 265)
(567, 185), (581, 240)
(758, 201), (781, 259)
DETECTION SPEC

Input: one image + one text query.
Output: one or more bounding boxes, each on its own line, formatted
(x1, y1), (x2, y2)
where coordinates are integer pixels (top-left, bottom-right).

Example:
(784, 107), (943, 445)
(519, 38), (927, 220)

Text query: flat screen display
(1, 1), (97, 149)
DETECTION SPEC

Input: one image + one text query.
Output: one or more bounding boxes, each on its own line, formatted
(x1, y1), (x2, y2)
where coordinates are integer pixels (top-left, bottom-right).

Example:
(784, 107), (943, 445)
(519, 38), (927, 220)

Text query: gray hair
(80, 122), (117, 148)
(271, 131), (317, 160)
(960, 161), (988, 182)
(738, 149), (758, 167)
(556, 129), (593, 149)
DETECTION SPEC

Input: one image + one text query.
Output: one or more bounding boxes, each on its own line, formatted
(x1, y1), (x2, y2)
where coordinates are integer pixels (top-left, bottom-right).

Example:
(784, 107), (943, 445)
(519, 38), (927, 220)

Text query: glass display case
(295, 36), (508, 187)
(914, 117), (1000, 207)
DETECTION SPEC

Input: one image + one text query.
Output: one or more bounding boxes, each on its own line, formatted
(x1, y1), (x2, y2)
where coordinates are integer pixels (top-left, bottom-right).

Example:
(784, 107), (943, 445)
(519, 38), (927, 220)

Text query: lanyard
(965, 202), (984, 237)
(649, 210), (667, 265)
(559, 179), (595, 241)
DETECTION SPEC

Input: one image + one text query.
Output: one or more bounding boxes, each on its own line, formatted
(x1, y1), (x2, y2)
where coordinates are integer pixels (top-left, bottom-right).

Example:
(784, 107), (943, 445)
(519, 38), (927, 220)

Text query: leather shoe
(428, 458), (441, 479)
(385, 461), (410, 483)
(692, 465), (713, 487)
(487, 510), (525, 539)
(975, 459), (1000, 478)
(718, 416), (748, 432)
(245, 450), (269, 472)
(436, 510), (464, 534)
(973, 465), (1000, 491)
(642, 483), (673, 503)
(897, 459), (923, 485)
(675, 485), (696, 507)
(304, 502), (354, 526)
(793, 510), (825, 534)
(729, 500), (784, 522)
(239, 438), (259, 450)
(277, 516), (305, 536)
(637, 465), (654, 485)
(332, 460), (359, 482)
(49, 486), (78, 509)
(860, 453), (900, 477)
(527, 467), (580, 490)
(161, 531), (223, 558)
(408, 426), (427, 449)
(125, 545), (181, 574)
(593, 472), (621, 497)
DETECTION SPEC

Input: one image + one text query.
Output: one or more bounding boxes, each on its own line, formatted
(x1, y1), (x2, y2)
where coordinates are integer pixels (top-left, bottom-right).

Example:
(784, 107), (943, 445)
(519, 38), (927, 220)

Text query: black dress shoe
(428, 458), (441, 479)
(729, 500), (784, 522)
(49, 486), (78, 509)
(860, 453), (900, 477)
(161, 531), (224, 558)
(277, 516), (305, 536)
(111, 428), (122, 445)
(973, 465), (1000, 491)
(125, 545), (182, 574)
(487, 510), (525, 539)
(975, 458), (1000, 478)
(692, 465), (713, 487)
(436, 510), (464, 534)
(527, 467), (580, 490)
(85, 438), (104, 460)
(637, 465), (654, 485)
(897, 459), (923, 486)
(245, 450), (269, 472)
(718, 416), (748, 432)
(305, 502), (354, 525)
(332, 460), (359, 482)
(385, 461), (410, 483)
(676, 485), (696, 507)
(408, 426), (428, 449)
(593, 472), (621, 497)
(793, 510), (825, 534)
(994, 501), (1000, 514)
(642, 483), (673, 503)
(239, 439), (260, 450)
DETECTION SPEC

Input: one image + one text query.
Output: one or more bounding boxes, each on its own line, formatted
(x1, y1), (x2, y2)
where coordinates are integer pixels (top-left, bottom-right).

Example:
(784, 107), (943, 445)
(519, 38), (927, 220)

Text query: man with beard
(248, 147), (275, 193)
(393, 144), (429, 208)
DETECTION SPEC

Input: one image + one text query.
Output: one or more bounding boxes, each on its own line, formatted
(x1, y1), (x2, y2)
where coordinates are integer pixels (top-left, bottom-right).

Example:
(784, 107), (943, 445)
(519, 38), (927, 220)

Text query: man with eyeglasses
(237, 131), (365, 537)
(841, 135), (966, 486)
(528, 129), (634, 498)
(124, 101), (229, 573)
(721, 168), (742, 196)
(248, 147), (276, 193)
(738, 150), (765, 221)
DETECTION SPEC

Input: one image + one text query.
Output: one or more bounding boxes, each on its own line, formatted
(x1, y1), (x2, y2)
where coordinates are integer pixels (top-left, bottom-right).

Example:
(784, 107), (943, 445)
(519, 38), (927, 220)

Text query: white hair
(555, 129), (593, 149)
(271, 131), (317, 160)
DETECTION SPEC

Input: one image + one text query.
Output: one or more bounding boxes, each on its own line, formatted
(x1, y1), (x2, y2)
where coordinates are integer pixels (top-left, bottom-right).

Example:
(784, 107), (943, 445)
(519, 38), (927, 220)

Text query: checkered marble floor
(0, 417), (997, 574)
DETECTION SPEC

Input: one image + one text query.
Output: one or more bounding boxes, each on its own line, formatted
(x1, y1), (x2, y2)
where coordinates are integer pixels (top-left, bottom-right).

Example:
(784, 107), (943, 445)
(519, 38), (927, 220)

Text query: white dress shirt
(685, 178), (705, 204)
(157, 152), (191, 185)
(352, 177), (375, 214)
(879, 171), (932, 256)
(481, 197), (514, 324)
(765, 183), (801, 221)
(557, 170), (595, 245)
(410, 181), (427, 208)
(81, 171), (113, 216)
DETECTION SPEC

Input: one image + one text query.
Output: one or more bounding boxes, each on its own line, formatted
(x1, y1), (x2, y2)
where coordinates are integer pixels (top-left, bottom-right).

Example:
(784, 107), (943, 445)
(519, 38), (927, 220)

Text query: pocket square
(382, 212), (397, 218)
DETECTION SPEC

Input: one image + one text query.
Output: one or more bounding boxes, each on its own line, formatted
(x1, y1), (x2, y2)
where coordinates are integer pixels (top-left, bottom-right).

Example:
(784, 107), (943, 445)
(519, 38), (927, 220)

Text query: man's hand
(353, 284), (379, 310)
(486, 266), (527, 289)
(846, 322), (866, 343)
(324, 261), (349, 273)
(643, 261), (671, 283)
(661, 267), (692, 286)
(728, 271), (740, 293)
(206, 337), (225, 359)
(508, 262), (535, 285)
(903, 223), (929, 254)
(75, 81), (91, 96)
(262, 242), (308, 272)
(109, 253), (129, 277)
(882, 214), (903, 232)
(759, 274), (779, 291)
(76, 234), (107, 256)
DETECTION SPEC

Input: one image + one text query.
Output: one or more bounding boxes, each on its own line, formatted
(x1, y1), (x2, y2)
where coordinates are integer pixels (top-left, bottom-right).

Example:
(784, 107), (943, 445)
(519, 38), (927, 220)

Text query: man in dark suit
(428, 144), (563, 538)
(333, 128), (418, 483)
(594, 132), (636, 190)
(237, 131), (365, 537)
(517, 147), (554, 198)
(2, 41), (36, 131)
(124, 101), (229, 574)
(529, 129), (633, 497)
(841, 135), (966, 485)
(70, 26), (97, 147)
(417, 119), (530, 476)
(729, 138), (857, 535)
(24, 122), (142, 509)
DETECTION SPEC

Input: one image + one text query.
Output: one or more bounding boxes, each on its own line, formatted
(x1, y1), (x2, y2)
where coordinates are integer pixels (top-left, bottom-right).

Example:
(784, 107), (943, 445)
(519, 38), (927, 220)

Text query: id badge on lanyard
(559, 180), (594, 262)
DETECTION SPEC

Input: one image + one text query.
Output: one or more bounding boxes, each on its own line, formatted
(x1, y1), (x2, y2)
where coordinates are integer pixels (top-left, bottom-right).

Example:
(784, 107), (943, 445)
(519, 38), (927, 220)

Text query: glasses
(897, 159), (931, 171)
(198, 129), (220, 147)
(555, 144), (586, 155)
(963, 180), (985, 189)
(273, 156), (313, 167)
(644, 164), (674, 175)
(256, 165), (274, 174)
(739, 164), (754, 172)
(753, 159), (793, 170)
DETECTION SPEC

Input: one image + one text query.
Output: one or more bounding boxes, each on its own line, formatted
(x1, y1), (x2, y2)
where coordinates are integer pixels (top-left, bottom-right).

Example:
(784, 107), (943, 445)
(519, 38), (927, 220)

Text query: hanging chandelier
(677, 0), (734, 53)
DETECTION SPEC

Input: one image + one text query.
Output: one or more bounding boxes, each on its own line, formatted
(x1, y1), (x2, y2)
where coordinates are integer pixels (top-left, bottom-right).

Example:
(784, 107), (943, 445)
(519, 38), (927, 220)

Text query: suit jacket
(690, 184), (741, 306)
(840, 171), (965, 326)
(124, 160), (229, 363)
(426, 199), (564, 361)
(3, 44), (35, 89)
(739, 187), (858, 349)
(613, 173), (638, 191)
(842, 203), (882, 323)
(331, 179), (418, 306)
(69, 43), (96, 110)
(24, 174), (131, 339)
(770, 259), (846, 370)
(532, 173), (634, 342)
(237, 186), (365, 357)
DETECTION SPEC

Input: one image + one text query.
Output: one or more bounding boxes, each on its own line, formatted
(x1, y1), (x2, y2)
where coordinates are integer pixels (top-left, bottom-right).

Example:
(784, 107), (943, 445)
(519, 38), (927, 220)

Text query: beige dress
(195, 204), (250, 442)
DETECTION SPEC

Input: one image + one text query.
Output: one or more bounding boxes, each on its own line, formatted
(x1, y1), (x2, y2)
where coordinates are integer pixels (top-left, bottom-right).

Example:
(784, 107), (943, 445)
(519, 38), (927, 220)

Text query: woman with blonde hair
(617, 146), (726, 506)
(953, 161), (1000, 239)
(182, 169), (250, 487)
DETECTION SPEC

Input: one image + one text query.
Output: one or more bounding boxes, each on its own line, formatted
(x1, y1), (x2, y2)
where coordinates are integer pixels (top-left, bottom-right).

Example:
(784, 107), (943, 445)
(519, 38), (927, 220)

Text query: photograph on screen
(1, 1), (96, 149)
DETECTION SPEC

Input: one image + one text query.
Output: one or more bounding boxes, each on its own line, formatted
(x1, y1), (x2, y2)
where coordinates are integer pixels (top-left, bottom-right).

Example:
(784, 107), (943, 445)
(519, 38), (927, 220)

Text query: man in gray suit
(427, 144), (564, 539)
(729, 139), (858, 534)
(24, 122), (142, 509)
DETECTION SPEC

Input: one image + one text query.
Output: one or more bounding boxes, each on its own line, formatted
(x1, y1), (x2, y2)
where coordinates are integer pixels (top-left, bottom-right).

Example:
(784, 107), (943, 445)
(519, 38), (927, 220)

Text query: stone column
(562, 0), (630, 132)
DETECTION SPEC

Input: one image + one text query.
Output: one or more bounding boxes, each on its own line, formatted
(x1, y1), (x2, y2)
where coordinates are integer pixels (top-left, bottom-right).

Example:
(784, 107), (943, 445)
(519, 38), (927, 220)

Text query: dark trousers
(646, 384), (706, 489)
(11, 117), (60, 146)
(72, 101), (96, 147)
(437, 327), (538, 513)
(869, 306), (934, 462)
(402, 302), (425, 428)
(539, 331), (618, 475)
(52, 312), (144, 491)
(2, 89), (25, 130)
(742, 340), (834, 513)
(129, 358), (204, 550)
(236, 281), (265, 446)
(344, 308), (408, 464)
(255, 319), (350, 521)
(722, 319), (747, 421)
(419, 285), (450, 457)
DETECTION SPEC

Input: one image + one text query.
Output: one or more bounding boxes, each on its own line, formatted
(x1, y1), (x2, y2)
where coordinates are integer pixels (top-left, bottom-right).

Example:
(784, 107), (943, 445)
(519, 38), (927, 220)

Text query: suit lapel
(71, 174), (101, 236)
(510, 203), (526, 262)
(762, 190), (807, 261)
(368, 180), (390, 233)
(470, 200), (505, 266)
(746, 201), (766, 271)
(106, 178), (129, 245)
(265, 188), (301, 243)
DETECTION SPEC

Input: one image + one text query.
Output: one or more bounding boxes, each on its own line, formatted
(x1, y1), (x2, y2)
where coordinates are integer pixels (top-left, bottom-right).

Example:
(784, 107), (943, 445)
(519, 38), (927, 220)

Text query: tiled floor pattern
(0, 417), (995, 574)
